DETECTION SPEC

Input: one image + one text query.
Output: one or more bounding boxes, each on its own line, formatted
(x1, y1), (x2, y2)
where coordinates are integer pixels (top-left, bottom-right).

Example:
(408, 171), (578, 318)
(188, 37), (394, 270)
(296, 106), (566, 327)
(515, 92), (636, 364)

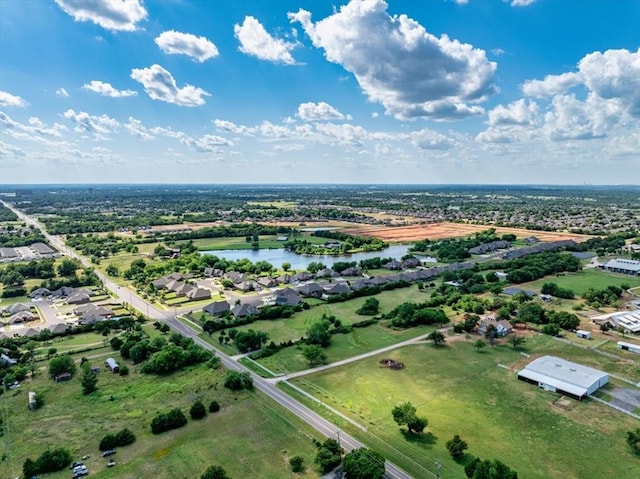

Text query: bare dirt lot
(341, 222), (593, 243)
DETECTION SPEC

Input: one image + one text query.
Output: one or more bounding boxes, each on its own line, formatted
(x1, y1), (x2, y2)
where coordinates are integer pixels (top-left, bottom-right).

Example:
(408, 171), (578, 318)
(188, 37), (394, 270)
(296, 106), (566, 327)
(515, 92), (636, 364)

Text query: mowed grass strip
(289, 335), (640, 479)
(518, 268), (640, 295)
(4, 356), (321, 479)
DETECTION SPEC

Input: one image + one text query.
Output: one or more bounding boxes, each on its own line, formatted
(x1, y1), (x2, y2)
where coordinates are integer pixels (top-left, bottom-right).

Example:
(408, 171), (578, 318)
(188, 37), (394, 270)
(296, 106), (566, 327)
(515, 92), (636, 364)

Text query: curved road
(2, 201), (415, 479)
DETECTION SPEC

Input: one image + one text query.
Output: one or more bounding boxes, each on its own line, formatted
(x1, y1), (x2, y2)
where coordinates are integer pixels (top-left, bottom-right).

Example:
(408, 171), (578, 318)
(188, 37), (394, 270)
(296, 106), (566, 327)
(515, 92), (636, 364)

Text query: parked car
(101, 449), (116, 457)
(70, 462), (83, 470)
(107, 460), (116, 467)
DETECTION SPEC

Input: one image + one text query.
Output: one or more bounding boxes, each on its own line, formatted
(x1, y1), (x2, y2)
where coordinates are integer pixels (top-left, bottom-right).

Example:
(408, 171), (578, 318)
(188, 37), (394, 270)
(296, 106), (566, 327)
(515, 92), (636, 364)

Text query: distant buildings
(592, 310), (640, 334)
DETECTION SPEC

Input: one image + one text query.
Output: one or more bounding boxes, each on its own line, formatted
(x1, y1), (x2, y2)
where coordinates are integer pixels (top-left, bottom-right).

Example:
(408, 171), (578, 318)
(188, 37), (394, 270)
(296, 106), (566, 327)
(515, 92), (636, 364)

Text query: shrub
(151, 408), (188, 434)
(289, 455), (304, 473)
(119, 364), (130, 376)
(99, 428), (136, 451)
(209, 400), (220, 413)
(190, 400), (207, 420)
(224, 371), (253, 391)
(23, 447), (72, 477)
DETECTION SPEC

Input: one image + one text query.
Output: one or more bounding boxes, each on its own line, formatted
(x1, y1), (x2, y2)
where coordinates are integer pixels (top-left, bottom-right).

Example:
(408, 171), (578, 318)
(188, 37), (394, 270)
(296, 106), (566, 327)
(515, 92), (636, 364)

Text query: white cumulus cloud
(488, 99), (539, 126)
(154, 30), (219, 63)
(56, 88), (70, 98)
(509, 0), (537, 6)
(83, 80), (137, 98)
(180, 134), (233, 152)
(522, 72), (581, 97)
(0, 91), (28, 107)
(234, 16), (297, 65)
(297, 102), (351, 121)
(289, 0), (496, 119)
(130, 64), (210, 107)
(54, 0), (147, 31)
(62, 109), (119, 134)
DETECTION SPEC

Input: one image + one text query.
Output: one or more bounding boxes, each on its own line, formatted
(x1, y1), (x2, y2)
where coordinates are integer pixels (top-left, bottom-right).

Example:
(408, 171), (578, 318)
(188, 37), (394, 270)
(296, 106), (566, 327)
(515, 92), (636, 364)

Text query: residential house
(67, 291), (91, 305)
(174, 283), (196, 297)
(341, 267), (362, 277)
(316, 268), (337, 279)
(203, 301), (230, 317)
(297, 282), (324, 298)
(274, 288), (302, 306)
(469, 240), (511, 255)
(225, 271), (248, 284)
(231, 303), (258, 318)
(383, 259), (402, 270)
(28, 287), (51, 299)
(186, 288), (211, 301)
(292, 271), (313, 282)
(324, 283), (351, 295)
(275, 274), (292, 285)
(477, 316), (513, 337)
(401, 257), (422, 268)
(3, 303), (31, 315)
(9, 311), (34, 324)
(257, 277), (277, 288)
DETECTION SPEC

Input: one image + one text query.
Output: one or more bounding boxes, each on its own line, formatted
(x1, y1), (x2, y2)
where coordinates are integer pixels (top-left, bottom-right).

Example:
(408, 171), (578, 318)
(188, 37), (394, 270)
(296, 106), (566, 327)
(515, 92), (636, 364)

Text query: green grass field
(519, 268), (640, 295)
(288, 334), (640, 479)
(183, 234), (329, 251)
(2, 354), (322, 479)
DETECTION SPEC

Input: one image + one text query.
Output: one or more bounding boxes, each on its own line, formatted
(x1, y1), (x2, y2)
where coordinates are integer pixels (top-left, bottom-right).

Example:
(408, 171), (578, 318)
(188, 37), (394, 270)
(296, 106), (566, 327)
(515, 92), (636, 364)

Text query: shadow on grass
(453, 452), (475, 466)
(400, 430), (437, 446)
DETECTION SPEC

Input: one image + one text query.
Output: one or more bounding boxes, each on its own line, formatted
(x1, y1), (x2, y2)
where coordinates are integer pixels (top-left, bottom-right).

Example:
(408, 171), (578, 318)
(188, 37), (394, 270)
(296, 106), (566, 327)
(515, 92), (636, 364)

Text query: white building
(617, 341), (640, 355)
(517, 355), (609, 401)
(602, 258), (640, 276)
(592, 310), (640, 334)
(576, 330), (592, 340)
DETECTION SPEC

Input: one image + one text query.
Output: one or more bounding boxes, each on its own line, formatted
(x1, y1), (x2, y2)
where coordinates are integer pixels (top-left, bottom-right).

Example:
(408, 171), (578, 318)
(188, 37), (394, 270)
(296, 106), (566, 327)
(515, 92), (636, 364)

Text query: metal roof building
(517, 355), (609, 400)
(602, 258), (640, 276)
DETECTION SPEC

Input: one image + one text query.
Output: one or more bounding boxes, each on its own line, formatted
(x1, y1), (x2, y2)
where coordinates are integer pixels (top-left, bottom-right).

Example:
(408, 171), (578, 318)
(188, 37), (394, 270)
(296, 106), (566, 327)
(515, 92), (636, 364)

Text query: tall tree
(80, 363), (98, 395)
(391, 402), (428, 434)
(201, 465), (230, 479)
(426, 330), (446, 346)
(342, 448), (385, 479)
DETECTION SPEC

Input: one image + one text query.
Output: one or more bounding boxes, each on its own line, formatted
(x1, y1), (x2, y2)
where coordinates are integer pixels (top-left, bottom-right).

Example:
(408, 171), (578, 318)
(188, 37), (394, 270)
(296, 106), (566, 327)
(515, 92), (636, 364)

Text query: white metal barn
(617, 341), (640, 355)
(517, 356), (609, 400)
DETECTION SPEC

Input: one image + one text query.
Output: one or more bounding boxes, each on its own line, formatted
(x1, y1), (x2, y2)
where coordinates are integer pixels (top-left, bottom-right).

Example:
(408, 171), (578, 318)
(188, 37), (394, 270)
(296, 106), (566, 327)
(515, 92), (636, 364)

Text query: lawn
(3, 350), (323, 479)
(288, 334), (640, 479)
(519, 268), (640, 295)
(183, 234), (329, 251)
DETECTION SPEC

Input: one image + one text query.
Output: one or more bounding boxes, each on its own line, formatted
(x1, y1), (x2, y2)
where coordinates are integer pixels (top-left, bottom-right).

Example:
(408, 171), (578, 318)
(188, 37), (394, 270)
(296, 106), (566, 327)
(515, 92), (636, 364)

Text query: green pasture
(2, 352), (322, 479)
(288, 334), (640, 479)
(518, 268), (640, 295)
(186, 234), (328, 252)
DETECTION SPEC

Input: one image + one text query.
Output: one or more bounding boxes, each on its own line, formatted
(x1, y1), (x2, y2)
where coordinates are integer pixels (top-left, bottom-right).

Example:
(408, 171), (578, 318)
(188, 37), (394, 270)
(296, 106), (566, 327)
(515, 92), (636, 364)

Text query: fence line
(589, 395), (640, 421)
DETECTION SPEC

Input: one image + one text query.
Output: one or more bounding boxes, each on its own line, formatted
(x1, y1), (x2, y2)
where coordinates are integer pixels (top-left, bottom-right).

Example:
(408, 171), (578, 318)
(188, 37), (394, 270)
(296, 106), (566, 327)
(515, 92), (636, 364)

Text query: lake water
(200, 244), (433, 270)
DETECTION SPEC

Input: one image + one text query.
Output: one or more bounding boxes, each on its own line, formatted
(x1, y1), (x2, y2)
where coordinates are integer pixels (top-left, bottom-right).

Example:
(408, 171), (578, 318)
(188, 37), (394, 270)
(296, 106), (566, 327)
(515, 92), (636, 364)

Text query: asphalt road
(2, 201), (415, 479)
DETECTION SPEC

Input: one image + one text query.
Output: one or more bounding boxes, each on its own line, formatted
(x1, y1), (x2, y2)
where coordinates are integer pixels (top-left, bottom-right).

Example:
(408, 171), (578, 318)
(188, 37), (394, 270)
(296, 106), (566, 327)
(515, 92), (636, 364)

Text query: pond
(200, 244), (435, 271)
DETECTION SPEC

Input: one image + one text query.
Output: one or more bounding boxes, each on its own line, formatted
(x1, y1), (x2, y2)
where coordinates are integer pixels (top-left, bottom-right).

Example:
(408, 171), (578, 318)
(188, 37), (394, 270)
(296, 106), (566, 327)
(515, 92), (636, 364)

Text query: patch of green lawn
(4, 353), (322, 479)
(289, 334), (640, 479)
(519, 268), (640, 295)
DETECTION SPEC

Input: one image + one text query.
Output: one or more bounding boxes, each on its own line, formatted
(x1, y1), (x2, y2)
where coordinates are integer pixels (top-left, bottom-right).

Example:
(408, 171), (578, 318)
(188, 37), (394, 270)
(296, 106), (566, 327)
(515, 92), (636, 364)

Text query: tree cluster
(314, 438), (343, 473)
(23, 448), (72, 478)
(151, 408), (188, 434)
(540, 282), (575, 299)
(223, 371), (253, 391)
(583, 285), (623, 307)
(342, 448), (386, 479)
(385, 302), (448, 328)
(99, 428), (136, 451)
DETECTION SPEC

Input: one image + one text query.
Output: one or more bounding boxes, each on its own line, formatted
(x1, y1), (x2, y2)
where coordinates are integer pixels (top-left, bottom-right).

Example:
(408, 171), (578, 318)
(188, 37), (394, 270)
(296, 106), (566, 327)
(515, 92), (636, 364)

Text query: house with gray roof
(203, 300), (230, 317)
(274, 288), (302, 306)
(341, 267), (362, 277)
(231, 303), (258, 318)
(67, 291), (91, 305)
(29, 287), (51, 299)
(324, 283), (351, 295)
(297, 282), (324, 298)
(186, 288), (211, 301)
(30, 242), (56, 255)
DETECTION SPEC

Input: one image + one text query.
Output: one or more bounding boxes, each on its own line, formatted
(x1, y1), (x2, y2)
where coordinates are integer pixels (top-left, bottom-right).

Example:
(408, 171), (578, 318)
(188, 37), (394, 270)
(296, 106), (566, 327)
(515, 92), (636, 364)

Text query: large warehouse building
(517, 356), (609, 401)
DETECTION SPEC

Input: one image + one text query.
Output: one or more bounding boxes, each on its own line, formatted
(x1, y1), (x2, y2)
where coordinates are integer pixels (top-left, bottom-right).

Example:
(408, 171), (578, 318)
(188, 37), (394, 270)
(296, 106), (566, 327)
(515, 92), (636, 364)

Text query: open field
(182, 234), (329, 251)
(2, 354), (322, 479)
(288, 334), (640, 479)
(518, 268), (640, 295)
(342, 222), (593, 243)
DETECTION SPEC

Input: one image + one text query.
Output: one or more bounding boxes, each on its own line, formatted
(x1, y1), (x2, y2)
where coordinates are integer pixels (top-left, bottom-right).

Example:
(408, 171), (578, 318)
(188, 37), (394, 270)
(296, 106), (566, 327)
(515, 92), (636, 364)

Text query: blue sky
(1, 0), (639, 184)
